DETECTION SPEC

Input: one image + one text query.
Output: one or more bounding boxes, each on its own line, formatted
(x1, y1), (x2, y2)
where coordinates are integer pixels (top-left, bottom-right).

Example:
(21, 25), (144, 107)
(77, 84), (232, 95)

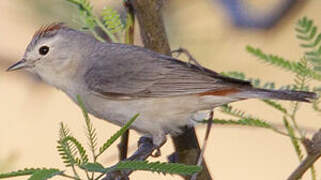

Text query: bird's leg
(103, 135), (166, 180)
(151, 133), (167, 157)
(171, 47), (204, 71)
(191, 110), (214, 180)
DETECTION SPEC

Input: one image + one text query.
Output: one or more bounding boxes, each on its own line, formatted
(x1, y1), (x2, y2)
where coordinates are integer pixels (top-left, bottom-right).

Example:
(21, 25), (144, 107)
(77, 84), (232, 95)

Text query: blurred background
(1, 0), (321, 179)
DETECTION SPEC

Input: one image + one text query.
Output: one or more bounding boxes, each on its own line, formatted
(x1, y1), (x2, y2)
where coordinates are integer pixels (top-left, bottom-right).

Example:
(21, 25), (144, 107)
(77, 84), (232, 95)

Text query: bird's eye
(39, 46), (49, 55)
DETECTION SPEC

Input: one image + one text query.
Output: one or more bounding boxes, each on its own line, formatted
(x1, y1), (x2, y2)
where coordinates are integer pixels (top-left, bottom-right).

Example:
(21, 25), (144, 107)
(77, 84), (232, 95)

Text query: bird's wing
(84, 44), (252, 98)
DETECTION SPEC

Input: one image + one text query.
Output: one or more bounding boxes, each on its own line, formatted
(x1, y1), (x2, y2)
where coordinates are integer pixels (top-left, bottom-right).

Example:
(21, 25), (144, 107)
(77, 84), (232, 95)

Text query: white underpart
(66, 91), (238, 146)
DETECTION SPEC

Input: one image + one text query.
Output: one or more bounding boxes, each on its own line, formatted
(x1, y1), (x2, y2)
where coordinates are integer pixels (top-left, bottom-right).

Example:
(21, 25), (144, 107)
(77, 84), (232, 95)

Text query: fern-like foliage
(66, 0), (119, 42)
(77, 95), (98, 162)
(296, 16), (321, 71)
(96, 114), (139, 158)
(220, 104), (260, 120)
(283, 117), (303, 160)
(0, 168), (62, 179)
(222, 71), (298, 90)
(246, 45), (321, 81)
(28, 169), (62, 180)
(82, 161), (201, 176)
(261, 99), (288, 114)
(216, 105), (286, 133)
(113, 161), (201, 175)
(101, 7), (125, 34)
(0, 168), (38, 178)
(61, 136), (89, 165)
(209, 118), (272, 129)
(57, 123), (77, 167)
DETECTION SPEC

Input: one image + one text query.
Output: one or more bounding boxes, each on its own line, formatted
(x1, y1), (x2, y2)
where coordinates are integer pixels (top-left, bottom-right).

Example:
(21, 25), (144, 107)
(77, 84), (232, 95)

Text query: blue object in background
(218, 0), (297, 29)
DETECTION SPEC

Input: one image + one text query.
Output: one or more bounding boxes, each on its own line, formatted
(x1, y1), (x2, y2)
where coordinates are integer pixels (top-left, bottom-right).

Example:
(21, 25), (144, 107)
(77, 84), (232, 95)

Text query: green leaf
(0, 168), (38, 179)
(261, 99), (287, 114)
(77, 95), (98, 161)
(283, 117), (303, 161)
(222, 71), (295, 90)
(0, 168), (62, 179)
(66, 0), (119, 42)
(96, 114), (139, 158)
(295, 16), (321, 72)
(28, 169), (62, 180)
(101, 7), (125, 34)
(207, 118), (272, 129)
(246, 45), (321, 80)
(80, 162), (106, 173)
(61, 136), (89, 165)
(112, 161), (202, 175)
(83, 161), (201, 176)
(57, 123), (76, 167)
(219, 104), (267, 122)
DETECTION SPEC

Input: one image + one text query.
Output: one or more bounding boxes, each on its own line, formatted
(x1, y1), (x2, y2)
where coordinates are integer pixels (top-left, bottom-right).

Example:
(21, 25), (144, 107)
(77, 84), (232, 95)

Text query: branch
(131, 0), (212, 179)
(131, 0), (171, 55)
(118, 0), (136, 161)
(287, 129), (321, 180)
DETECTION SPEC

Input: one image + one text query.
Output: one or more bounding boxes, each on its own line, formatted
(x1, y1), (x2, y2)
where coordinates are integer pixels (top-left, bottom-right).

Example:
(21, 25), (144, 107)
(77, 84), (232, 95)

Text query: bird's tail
(239, 88), (317, 102)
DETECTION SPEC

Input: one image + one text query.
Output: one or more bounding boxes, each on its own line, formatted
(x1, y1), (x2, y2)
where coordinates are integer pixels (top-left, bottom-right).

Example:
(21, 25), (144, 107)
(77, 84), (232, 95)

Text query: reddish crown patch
(33, 23), (65, 39)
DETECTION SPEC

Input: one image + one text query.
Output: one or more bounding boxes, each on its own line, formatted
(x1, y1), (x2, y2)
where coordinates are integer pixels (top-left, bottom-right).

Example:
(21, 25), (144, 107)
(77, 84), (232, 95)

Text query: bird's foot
(171, 47), (204, 71)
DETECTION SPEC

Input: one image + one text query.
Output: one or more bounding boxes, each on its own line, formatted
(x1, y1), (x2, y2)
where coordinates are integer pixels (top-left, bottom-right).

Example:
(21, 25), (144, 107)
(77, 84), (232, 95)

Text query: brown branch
(287, 129), (321, 180)
(118, 131), (130, 161)
(131, 1), (212, 179)
(131, 0), (171, 55)
(118, 0), (136, 162)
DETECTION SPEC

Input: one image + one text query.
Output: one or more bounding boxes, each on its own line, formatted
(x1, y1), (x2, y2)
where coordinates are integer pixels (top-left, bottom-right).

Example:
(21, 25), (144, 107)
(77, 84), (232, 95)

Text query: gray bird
(7, 23), (317, 147)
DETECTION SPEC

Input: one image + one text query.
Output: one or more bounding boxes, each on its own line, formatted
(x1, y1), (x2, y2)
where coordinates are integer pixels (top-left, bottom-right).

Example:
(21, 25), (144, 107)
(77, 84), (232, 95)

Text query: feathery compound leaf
(57, 123), (76, 167)
(0, 168), (62, 179)
(261, 99), (287, 114)
(283, 117), (304, 161)
(246, 45), (321, 81)
(222, 71), (295, 90)
(28, 169), (62, 180)
(96, 114), (139, 158)
(77, 95), (98, 161)
(225, 71), (299, 90)
(80, 162), (105, 173)
(82, 161), (201, 175)
(207, 118), (272, 129)
(59, 122), (71, 140)
(67, 0), (92, 12)
(113, 161), (201, 175)
(61, 136), (89, 165)
(0, 168), (38, 179)
(66, 0), (119, 42)
(296, 16), (321, 72)
(220, 104), (266, 121)
(101, 7), (125, 34)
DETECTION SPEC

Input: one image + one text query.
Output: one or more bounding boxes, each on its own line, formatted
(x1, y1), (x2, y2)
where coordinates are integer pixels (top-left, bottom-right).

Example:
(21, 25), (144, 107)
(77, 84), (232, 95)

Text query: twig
(118, 131), (129, 161)
(118, 0), (136, 162)
(287, 129), (321, 180)
(191, 111), (214, 180)
(171, 48), (204, 71)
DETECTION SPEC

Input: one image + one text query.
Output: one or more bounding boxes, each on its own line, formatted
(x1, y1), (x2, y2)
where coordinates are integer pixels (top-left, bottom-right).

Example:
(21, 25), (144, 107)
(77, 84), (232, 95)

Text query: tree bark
(131, 0), (212, 179)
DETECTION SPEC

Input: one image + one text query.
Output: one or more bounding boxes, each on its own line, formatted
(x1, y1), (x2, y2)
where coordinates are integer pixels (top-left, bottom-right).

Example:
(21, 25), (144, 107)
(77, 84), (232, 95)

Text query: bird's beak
(6, 59), (27, 72)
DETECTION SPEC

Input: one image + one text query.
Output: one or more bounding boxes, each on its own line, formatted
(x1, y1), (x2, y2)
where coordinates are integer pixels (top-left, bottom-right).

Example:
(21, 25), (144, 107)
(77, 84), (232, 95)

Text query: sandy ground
(1, 0), (321, 179)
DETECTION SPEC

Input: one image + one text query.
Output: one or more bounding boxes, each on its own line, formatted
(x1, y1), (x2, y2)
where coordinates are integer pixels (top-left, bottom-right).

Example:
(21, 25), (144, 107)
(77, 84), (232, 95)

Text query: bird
(7, 23), (317, 147)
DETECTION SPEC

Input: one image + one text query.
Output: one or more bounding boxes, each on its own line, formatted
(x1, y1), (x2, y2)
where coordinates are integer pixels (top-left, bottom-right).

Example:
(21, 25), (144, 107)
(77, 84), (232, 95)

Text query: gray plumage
(7, 23), (317, 146)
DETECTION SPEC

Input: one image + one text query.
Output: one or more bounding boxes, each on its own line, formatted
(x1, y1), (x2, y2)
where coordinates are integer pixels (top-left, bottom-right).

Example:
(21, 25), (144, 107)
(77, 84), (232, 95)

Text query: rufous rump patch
(199, 88), (240, 96)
